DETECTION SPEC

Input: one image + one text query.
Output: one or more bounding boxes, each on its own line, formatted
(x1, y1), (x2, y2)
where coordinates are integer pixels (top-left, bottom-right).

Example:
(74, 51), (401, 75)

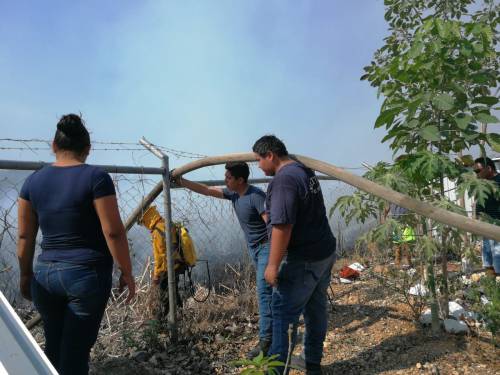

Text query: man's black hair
(474, 156), (496, 170)
(225, 161), (250, 182)
(252, 135), (288, 157)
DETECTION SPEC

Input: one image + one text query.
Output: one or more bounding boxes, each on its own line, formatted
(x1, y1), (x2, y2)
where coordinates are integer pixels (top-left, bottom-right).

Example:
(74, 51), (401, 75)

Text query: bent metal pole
(127, 152), (500, 242)
(139, 137), (177, 343)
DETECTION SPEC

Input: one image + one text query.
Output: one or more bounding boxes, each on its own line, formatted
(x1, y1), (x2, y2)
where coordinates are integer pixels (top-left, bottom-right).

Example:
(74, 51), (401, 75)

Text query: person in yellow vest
(139, 205), (197, 315)
(386, 204), (415, 267)
(393, 225), (415, 267)
(139, 205), (197, 282)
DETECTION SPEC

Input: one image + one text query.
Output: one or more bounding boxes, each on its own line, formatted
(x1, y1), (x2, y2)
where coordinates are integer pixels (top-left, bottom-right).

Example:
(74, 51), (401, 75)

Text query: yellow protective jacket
(139, 206), (197, 280)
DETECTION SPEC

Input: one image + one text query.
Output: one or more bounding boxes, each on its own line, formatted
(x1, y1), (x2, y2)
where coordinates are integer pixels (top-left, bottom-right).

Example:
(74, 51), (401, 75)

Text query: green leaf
(254, 352), (264, 363)
(472, 43), (484, 54)
(241, 369), (257, 375)
(374, 108), (402, 128)
(432, 40), (443, 53)
(471, 72), (491, 84)
(460, 44), (472, 57)
(469, 61), (482, 71)
(457, 172), (499, 207)
(471, 24), (483, 36)
(401, 151), (461, 183)
(435, 19), (448, 39)
(450, 21), (461, 38)
(432, 94), (454, 111)
(407, 119), (419, 128)
(487, 133), (500, 152)
(230, 359), (255, 366)
(472, 96), (499, 106)
(454, 114), (473, 130)
(418, 125), (440, 142)
(475, 113), (499, 124)
(408, 42), (423, 59)
(463, 132), (480, 141)
(451, 83), (466, 94)
(481, 26), (493, 43)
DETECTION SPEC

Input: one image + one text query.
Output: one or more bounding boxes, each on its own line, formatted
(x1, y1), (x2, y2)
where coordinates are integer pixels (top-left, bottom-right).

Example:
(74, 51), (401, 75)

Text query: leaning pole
(124, 153), (500, 242)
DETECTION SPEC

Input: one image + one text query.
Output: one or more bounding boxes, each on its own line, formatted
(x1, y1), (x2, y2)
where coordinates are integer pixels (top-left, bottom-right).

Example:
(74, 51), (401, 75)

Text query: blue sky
(0, 1), (392, 174)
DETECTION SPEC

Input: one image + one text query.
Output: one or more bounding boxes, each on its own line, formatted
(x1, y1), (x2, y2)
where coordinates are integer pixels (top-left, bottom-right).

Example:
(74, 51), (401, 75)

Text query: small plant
(465, 276), (500, 345)
(371, 264), (428, 321)
(480, 277), (500, 341)
(142, 319), (162, 349)
(230, 352), (285, 375)
(121, 328), (139, 350)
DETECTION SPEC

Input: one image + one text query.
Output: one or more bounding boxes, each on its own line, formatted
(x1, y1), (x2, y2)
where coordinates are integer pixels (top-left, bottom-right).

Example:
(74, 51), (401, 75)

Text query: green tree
(335, 0), (499, 334)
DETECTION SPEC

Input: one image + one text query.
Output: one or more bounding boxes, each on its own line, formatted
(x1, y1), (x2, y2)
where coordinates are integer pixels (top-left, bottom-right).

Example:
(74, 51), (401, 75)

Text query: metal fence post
(139, 137), (177, 342)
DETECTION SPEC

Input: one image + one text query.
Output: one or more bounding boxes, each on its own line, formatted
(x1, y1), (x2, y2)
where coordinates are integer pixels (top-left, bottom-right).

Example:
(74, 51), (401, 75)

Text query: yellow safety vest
(139, 205), (197, 280)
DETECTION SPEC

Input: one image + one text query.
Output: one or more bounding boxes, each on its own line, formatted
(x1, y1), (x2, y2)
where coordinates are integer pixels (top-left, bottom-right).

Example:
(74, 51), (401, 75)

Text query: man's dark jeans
(249, 242), (273, 342)
(270, 251), (336, 374)
(32, 261), (112, 375)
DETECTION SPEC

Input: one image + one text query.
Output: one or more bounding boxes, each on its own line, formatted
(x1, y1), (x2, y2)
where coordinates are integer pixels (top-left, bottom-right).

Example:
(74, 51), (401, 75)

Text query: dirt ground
(86, 267), (499, 375)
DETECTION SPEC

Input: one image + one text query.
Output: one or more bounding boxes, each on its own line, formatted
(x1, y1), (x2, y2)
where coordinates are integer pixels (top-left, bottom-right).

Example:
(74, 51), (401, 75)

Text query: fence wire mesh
(0, 159), (361, 308)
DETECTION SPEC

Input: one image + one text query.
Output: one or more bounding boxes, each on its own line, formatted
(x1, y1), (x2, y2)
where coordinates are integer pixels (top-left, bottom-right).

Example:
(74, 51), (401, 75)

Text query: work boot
(305, 362), (322, 375)
(246, 339), (271, 359)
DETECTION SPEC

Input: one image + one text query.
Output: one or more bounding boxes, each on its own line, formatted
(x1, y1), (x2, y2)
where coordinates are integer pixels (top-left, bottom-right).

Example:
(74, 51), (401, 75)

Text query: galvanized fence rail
(0, 157), (354, 308)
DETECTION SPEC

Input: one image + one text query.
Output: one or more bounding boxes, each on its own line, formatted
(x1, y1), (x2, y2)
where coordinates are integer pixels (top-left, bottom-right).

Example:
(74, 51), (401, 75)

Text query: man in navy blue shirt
(474, 156), (500, 276)
(174, 162), (272, 357)
(253, 135), (336, 375)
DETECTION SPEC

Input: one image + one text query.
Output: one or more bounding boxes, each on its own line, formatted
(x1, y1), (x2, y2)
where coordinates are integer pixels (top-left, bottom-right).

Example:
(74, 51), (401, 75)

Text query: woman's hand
(20, 274), (33, 301)
(119, 272), (136, 303)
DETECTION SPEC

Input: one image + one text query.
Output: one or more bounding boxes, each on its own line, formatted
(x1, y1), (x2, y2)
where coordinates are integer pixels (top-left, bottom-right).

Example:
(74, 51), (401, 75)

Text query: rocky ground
(20, 261), (499, 374)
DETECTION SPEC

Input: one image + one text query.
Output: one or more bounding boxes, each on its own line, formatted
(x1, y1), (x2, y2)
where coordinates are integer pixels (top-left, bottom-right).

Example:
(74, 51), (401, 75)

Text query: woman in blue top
(17, 114), (135, 375)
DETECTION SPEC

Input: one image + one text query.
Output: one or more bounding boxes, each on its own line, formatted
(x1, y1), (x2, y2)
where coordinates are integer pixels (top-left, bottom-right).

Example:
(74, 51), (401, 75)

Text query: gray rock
(419, 309), (432, 325)
(448, 301), (465, 320)
(444, 319), (469, 334)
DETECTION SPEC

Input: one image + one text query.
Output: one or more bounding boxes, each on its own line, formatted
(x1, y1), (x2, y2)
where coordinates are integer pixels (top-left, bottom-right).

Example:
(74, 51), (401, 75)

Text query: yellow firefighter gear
(139, 205), (197, 280)
(402, 226), (416, 242)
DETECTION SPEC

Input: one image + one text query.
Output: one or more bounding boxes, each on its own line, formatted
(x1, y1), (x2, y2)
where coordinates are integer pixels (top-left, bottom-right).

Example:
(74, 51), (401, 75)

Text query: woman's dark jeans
(32, 261), (112, 375)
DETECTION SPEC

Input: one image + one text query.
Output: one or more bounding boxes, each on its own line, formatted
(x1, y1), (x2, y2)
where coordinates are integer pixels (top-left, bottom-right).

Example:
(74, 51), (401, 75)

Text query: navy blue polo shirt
(223, 185), (268, 249)
(477, 174), (500, 220)
(266, 162), (336, 261)
(19, 164), (115, 264)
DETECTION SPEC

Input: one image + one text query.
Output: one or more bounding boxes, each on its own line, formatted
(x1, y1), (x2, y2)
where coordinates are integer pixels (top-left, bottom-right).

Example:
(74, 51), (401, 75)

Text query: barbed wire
(0, 138), (373, 170)
(0, 138), (207, 159)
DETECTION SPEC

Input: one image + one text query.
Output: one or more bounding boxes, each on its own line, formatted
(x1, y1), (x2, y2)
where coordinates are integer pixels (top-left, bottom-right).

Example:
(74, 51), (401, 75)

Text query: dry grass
(92, 259), (259, 363)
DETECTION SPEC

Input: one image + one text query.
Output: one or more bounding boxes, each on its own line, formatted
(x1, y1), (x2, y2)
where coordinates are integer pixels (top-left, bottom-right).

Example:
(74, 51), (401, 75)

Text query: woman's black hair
(54, 114), (90, 154)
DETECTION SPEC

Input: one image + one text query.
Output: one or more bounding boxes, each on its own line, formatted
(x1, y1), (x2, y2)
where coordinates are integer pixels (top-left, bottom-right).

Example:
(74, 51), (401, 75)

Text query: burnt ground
(82, 264), (499, 375)
(16, 258), (498, 375)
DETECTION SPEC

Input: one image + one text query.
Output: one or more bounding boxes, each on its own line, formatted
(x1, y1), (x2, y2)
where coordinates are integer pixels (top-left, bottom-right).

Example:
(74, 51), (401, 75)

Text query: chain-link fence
(0, 157), (362, 307)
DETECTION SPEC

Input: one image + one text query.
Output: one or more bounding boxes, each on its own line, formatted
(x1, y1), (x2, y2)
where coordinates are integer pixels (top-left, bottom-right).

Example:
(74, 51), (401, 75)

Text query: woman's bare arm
(94, 195), (135, 302)
(17, 198), (38, 300)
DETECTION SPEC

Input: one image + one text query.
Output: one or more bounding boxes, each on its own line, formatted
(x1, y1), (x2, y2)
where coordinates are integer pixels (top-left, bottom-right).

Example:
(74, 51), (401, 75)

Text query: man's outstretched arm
(177, 177), (225, 199)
